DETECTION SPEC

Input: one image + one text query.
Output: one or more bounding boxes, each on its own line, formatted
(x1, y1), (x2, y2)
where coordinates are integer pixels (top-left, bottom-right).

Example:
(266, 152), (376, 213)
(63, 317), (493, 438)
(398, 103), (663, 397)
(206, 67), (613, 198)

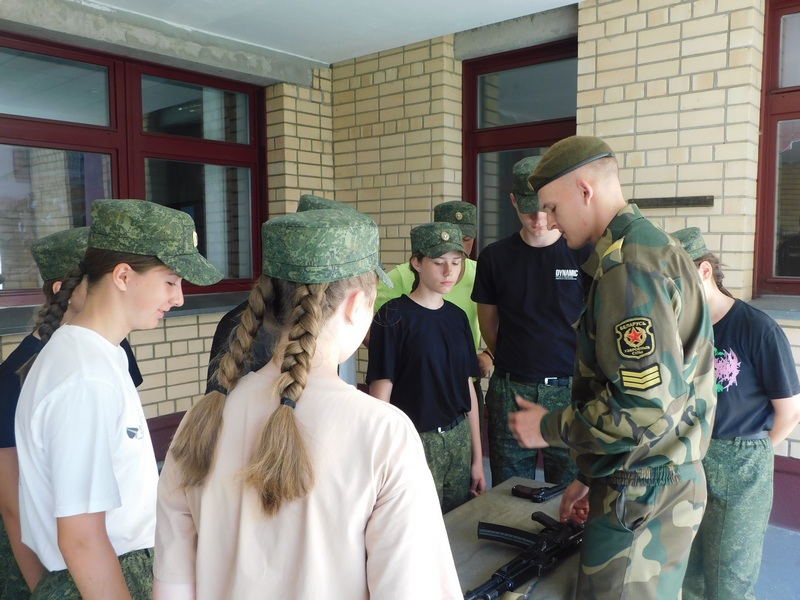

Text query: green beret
(262, 209), (391, 286)
(512, 156), (543, 214)
(671, 227), (710, 261)
(297, 194), (358, 213)
(89, 200), (224, 286)
(528, 136), (615, 193)
(434, 201), (477, 238)
(410, 222), (464, 258)
(31, 227), (89, 281)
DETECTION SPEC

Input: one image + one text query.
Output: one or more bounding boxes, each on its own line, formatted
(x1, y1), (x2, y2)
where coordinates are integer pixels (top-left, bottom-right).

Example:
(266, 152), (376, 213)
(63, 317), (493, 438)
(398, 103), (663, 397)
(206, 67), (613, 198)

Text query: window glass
(780, 13), (800, 89)
(775, 119), (800, 277)
(142, 75), (250, 143)
(0, 144), (111, 290)
(0, 48), (109, 126)
(478, 58), (577, 128)
(477, 147), (547, 251)
(145, 158), (253, 279)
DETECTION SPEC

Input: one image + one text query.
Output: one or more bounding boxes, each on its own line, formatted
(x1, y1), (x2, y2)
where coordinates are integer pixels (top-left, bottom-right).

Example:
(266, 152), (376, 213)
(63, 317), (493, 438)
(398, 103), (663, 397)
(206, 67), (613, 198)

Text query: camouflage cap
(89, 199), (223, 286)
(528, 136), (615, 193)
(297, 194), (359, 214)
(671, 227), (710, 261)
(434, 201), (477, 238)
(410, 222), (465, 258)
(262, 209), (391, 286)
(512, 156), (543, 214)
(31, 227), (89, 281)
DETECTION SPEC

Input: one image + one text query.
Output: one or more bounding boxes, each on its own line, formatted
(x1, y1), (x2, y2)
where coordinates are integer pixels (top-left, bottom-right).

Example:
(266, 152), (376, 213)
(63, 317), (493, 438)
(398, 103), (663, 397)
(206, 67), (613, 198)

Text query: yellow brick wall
(329, 36), (463, 374)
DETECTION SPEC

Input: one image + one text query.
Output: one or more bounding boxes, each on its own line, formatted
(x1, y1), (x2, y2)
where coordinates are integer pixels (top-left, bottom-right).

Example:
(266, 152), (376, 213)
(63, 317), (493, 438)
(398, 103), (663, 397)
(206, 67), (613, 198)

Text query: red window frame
(755, 0), (800, 296)
(462, 38), (578, 220)
(0, 32), (266, 306)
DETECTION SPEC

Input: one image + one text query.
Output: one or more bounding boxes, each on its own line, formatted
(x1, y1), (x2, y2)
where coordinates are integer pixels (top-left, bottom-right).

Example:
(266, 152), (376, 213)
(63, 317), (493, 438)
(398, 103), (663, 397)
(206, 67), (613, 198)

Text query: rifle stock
(463, 511), (583, 600)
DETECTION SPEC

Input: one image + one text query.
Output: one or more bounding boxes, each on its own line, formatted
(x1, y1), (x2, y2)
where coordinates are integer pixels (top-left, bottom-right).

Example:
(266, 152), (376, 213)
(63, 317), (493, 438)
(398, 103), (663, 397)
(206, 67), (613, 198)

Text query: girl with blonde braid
(154, 208), (461, 600)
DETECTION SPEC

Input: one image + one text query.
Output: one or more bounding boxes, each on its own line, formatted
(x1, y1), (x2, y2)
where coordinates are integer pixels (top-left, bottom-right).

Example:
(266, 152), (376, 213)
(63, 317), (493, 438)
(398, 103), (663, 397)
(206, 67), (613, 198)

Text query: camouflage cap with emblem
(671, 227), (710, 262)
(512, 156), (543, 214)
(262, 208), (391, 286)
(410, 222), (465, 258)
(31, 227), (89, 282)
(89, 199), (224, 286)
(434, 201), (477, 239)
(527, 135), (616, 193)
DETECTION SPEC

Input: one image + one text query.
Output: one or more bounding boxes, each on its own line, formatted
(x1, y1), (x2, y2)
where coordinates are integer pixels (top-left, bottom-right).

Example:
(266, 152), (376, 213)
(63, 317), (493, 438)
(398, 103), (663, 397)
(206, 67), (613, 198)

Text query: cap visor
(162, 253), (224, 286)
(376, 264), (393, 288)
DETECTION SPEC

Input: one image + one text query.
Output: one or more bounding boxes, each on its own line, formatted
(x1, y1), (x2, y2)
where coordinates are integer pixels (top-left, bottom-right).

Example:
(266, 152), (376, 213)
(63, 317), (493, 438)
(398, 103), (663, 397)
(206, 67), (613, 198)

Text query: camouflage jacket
(540, 204), (716, 480)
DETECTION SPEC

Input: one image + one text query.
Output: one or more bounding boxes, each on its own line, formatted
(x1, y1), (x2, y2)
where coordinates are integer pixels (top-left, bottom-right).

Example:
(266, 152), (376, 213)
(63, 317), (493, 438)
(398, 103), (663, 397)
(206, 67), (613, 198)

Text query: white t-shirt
(15, 324), (157, 571)
(155, 365), (463, 599)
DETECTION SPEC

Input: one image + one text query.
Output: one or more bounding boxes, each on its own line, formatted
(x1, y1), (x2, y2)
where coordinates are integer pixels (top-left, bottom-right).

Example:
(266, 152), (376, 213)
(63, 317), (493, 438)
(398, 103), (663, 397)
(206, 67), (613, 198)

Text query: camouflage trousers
(0, 518), (31, 599)
(576, 461), (706, 600)
(419, 416), (472, 514)
(485, 372), (578, 486)
(31, 548), (153, 600)
(682, 437), (773, 600)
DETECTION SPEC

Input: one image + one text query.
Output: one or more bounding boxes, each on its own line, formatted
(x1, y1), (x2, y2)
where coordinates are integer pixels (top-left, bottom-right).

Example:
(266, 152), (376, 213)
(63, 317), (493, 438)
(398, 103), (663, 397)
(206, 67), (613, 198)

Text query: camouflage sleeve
(374, 264), (411, 313)
(542, 260), (690, 462)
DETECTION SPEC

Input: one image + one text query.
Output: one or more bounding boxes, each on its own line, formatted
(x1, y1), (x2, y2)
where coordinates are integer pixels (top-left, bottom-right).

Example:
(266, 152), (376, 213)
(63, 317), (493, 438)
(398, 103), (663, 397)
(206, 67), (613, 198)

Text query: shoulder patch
(620, 364), (662, 390)
(614, 317), (655, 359)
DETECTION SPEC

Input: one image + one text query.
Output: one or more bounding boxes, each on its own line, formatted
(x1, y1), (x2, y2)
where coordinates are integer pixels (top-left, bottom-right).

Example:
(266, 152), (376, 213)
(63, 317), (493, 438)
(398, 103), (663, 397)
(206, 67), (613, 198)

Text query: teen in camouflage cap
(433, 201), (477, 239)
(31, 227), (89, 282)
(671, 227), (710, 261)
(527, 135), (615, 193)
(410, 222), (465, 258)
(89, 199), (223, 286)
(262, 208), (391, 286)
(297, 193), (359, 213)
(512, 156), (543, 214)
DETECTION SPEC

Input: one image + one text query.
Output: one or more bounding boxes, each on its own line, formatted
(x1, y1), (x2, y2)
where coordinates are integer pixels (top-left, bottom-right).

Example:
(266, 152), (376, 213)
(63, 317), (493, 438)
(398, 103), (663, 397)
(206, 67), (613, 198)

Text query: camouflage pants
(576, 461), (706, 600)
(485, 372), (578, 486)
(31, 548), (153, 600)
(682, 437), (773, 600)
(420, 417), (472, 514)
(0, 518), (31, 599)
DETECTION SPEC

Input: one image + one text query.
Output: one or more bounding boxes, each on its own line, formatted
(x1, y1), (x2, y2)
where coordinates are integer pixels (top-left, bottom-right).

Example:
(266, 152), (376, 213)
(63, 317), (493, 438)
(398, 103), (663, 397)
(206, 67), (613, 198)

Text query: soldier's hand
(560, 480), (589, 524)
(508, 396), (549, 448)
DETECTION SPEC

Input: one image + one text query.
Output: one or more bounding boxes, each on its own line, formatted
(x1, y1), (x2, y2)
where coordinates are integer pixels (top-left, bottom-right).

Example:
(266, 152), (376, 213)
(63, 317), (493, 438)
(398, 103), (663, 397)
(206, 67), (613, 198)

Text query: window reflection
(0, 144), (111, 290)
(775, 119), (800, 277)
(142, 75), (249, 143)
(145, 158), (252, 279)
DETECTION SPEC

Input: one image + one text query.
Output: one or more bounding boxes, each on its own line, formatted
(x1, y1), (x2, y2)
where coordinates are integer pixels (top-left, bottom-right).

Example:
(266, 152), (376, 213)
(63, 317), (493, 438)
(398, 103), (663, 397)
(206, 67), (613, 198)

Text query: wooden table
(445, 477), (579, 599)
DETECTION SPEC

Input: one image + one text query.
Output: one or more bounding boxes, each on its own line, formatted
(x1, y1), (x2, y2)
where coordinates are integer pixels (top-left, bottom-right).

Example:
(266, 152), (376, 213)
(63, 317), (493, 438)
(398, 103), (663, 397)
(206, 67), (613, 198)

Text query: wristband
(483, 349), (494, 363)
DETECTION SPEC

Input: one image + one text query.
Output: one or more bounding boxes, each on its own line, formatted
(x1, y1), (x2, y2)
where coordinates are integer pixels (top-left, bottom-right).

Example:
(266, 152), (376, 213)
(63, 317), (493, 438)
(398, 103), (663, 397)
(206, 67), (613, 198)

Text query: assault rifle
(463, 511), (583, 600)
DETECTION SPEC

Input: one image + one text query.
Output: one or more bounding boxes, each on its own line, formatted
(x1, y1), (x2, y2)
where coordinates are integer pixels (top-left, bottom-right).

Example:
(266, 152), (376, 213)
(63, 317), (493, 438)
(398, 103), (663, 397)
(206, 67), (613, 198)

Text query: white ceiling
(83, 0), (576, 64)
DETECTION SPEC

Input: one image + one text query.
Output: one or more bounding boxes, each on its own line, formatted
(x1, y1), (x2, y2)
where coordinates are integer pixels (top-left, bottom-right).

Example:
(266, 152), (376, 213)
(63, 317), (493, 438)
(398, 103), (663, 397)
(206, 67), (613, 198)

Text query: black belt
(428, 413), (466, 434)
(495, 368), (571, 387)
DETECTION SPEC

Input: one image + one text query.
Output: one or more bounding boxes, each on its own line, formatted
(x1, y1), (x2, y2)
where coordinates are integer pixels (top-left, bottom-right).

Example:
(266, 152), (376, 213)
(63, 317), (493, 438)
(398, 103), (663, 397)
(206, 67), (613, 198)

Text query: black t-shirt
(205, 300), (275, 394)
(712, 299), (800, 439)
(0, 334), (143, 448)
(366, 295), (480, 432)
(471, 233), (591, 379)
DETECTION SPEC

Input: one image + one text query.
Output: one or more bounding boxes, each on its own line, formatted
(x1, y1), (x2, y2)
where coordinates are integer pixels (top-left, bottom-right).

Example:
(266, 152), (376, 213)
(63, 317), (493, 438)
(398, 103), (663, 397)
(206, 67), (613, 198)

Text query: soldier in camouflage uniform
(673, 227), (800, 600)
(508, 136), (716, 599)
(368, 222), (485, 512)
(15, 200), (222, 599)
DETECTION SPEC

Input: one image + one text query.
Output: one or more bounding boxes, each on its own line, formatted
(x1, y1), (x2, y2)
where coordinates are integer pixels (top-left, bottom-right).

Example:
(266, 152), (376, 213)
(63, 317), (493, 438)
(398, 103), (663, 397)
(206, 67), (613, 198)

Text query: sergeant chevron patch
(620, 364), (662, 390)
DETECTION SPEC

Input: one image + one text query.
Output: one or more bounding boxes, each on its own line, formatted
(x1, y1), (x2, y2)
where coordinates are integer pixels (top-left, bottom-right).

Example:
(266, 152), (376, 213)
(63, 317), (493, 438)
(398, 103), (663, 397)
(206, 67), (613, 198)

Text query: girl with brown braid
(14, 200), (222, 600)
(154, 207), (462, 600)
(0, 227), (143, 597)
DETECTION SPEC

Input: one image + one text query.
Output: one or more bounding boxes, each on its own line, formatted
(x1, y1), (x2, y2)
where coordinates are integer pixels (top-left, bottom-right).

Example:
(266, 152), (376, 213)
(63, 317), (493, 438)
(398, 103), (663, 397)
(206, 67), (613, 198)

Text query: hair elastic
(78, 260), (87, 275)
(280, 397), (297, 409)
